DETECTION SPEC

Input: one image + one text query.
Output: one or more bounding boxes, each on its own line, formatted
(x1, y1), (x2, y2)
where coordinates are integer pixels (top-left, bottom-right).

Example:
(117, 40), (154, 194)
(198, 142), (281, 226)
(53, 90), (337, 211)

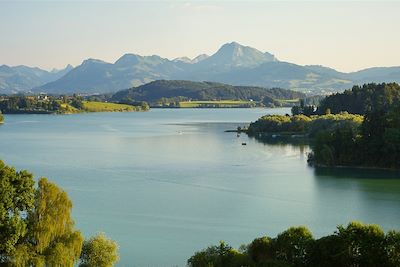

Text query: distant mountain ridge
(194, 42), (277, 69)
(1, 42), (399, 95)
(0, 64), (72, 94)
(173, 54), (209, 64)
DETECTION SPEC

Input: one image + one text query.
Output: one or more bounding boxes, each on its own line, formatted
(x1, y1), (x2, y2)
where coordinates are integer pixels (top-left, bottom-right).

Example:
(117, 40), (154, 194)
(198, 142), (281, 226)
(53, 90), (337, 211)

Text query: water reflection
(250, 133), (400, 234)
(248, 134), (310, 159)
(313, 166), (400, 180)
(311, 165), (400, 232)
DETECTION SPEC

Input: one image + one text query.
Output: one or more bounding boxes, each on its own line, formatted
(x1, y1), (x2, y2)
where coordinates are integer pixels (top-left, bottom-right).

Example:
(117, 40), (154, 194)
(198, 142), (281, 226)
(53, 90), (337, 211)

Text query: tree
(12, 178), (83, 267)
(325, 108), (331, 115)
(312, 120), (361, 166)
(0, 162), (117, 267)
(70, 97), (84, 110)
(80, 233), (119, 267)
(274, 226), (314, 267)
(360, 109), (387, 165)
(291, 105), (302, 116)
(187, 241), (248, 267)
(50, 99), (61, 111)
(308, 234), (346, 267)
(382, 104), (400, 168)
(0, 160), (35, 256)
(247, 236), (274, 263)
(336, 221), (387, 267)
(140, 101), (150, 111)
(356, 104), (400, 168)
(386, 230), (400, 267)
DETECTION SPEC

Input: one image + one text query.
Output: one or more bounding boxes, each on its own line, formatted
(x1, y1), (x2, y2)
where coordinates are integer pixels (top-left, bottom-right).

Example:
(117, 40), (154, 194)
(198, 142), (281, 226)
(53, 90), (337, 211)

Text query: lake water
(1, 108), (400, 267)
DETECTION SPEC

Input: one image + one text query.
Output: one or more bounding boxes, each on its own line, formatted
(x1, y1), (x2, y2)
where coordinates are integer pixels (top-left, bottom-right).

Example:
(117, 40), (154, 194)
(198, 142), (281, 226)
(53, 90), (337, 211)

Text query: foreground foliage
(188, 222), (400, 267)
(0, 161), (119, 267)
(12, 178), (84, 267)
(80, 233), (119, 267)
(0, 161), (35, 256)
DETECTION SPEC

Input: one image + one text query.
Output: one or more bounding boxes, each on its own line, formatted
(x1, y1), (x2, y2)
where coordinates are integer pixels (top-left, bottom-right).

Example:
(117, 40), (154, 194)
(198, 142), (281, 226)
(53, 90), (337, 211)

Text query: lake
(1, 108), (400, 267)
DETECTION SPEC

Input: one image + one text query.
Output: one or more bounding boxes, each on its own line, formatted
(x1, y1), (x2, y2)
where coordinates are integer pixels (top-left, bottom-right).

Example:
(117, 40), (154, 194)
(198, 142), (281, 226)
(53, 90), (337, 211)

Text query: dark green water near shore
(0, 108), (399, 267)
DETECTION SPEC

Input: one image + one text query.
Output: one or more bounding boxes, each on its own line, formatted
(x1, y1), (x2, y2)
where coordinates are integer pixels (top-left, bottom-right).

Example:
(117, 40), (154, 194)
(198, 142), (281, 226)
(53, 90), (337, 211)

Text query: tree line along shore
(0, 94), (149, 115)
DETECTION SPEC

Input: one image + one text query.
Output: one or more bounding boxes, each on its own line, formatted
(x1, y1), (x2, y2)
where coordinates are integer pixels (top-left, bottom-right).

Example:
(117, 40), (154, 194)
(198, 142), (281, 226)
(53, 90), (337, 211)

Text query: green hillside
(111, 80), (305, 107)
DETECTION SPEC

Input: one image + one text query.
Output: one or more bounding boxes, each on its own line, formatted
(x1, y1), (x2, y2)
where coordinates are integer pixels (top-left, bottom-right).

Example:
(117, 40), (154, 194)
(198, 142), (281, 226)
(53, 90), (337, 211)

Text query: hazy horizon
(1, 1), (399, 72)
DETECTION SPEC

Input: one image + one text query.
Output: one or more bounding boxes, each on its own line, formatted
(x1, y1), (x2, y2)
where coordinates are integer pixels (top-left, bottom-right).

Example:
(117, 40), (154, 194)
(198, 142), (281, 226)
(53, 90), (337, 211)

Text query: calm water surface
(1, 108), (400, 267)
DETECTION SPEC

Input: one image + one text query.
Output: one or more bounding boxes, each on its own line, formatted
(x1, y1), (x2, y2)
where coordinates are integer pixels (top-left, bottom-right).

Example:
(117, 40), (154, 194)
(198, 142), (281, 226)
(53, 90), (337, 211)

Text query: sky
(0, 0), (399, 72)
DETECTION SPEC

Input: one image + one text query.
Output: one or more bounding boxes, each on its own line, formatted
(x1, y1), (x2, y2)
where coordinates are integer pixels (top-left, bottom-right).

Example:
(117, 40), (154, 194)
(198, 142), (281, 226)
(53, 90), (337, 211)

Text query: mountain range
(0, 64), (73, 94)
(1, 42), (399, 95)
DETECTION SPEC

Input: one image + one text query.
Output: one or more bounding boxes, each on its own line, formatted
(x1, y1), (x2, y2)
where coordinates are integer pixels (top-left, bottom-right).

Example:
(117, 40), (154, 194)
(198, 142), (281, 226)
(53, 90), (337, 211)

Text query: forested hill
(316, 83), (400, 115)
(110, 80), (305, 106)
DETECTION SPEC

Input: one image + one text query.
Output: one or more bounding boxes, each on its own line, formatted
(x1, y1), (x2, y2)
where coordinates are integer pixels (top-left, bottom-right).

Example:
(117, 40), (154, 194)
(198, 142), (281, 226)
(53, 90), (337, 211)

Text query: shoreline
(2, 106), (289, 115)
(311, 162), (400, 172)
(0, 108), (149, 115)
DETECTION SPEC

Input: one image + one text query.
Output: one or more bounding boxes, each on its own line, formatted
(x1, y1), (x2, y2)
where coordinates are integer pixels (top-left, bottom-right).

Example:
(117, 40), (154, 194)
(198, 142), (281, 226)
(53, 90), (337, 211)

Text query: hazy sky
(1, 1), (399, 72)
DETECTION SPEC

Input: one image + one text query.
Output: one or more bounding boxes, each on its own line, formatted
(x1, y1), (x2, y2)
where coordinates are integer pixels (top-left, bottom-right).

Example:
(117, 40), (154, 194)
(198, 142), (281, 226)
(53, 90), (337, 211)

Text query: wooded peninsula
(247, 82), (400, 169)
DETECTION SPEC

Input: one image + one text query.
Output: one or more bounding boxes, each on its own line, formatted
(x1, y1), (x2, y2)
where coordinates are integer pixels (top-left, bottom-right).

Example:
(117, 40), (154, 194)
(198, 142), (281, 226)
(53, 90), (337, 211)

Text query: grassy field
(274, 99), (300, 104)
(82, 101), (141, 112)
(178, 100), (254, 108)
(59, 103), (80, 114)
